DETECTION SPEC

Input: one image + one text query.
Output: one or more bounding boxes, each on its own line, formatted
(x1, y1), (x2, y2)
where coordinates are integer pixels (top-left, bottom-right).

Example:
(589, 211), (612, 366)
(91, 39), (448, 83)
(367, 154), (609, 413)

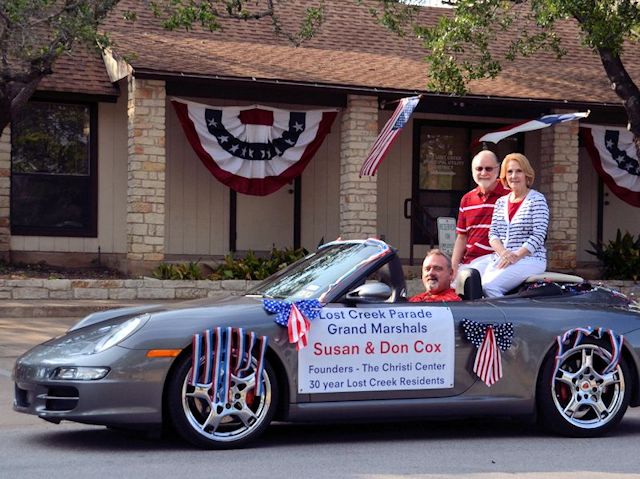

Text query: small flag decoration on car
(462, 319), (514, 386)
(189, 327), (269, 400)
(263, 299), (323, 350)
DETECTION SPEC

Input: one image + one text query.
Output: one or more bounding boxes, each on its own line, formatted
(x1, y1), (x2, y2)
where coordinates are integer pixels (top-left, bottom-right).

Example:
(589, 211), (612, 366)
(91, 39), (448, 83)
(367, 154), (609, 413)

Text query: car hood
(69, 295), (263, 332)
(116, 295), (282, 351)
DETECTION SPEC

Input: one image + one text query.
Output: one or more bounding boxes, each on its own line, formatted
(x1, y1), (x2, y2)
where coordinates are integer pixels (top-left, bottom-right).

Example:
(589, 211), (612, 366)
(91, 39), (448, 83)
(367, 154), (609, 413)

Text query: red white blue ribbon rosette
(263, 299), (322, 350)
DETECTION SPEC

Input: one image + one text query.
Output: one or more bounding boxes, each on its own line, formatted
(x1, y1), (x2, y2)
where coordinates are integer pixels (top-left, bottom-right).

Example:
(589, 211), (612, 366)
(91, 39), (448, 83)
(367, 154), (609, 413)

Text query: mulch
(0, 262), (130, 280)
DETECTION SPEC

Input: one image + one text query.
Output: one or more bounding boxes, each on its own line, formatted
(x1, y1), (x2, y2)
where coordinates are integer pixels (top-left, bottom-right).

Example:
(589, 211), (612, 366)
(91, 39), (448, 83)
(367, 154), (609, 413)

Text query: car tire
(537, 340), (631, 437)
(167, 351), (278, 449)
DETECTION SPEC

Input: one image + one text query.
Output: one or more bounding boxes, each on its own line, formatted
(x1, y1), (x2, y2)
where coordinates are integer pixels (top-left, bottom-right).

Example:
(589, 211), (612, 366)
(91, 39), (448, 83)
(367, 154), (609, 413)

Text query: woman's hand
(497, 250), (519, 269)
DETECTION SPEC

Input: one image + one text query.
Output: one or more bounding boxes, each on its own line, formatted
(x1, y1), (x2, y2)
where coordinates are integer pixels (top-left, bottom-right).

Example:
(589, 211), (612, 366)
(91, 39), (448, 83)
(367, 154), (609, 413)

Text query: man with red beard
(409, 249), (461, 303)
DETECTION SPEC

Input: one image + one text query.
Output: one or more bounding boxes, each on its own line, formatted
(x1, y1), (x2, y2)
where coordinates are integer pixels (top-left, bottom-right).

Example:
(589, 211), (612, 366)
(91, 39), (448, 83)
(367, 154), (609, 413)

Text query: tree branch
(597, 46), (640, 138)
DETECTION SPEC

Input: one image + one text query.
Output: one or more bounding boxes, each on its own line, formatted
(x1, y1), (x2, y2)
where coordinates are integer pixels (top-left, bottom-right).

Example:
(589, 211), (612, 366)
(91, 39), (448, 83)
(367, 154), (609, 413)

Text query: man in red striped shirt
(451, 150), (509, 279)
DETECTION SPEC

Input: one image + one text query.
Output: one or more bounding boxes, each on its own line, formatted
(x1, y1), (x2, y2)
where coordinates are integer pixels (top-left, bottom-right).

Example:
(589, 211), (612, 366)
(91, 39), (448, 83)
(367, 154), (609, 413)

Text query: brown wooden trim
(229, 189), (237, 252)
(32, 90), (119, 104)
(294, 176), (301, 249)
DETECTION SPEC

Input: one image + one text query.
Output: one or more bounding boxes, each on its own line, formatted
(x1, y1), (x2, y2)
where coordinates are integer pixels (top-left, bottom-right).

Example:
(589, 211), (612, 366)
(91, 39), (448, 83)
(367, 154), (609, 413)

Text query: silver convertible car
(13, 239), (640, 449)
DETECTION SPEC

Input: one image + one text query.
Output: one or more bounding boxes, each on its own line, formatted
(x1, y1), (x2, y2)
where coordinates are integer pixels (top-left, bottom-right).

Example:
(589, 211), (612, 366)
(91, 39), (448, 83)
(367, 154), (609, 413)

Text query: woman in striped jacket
(482, 153), (549, 297)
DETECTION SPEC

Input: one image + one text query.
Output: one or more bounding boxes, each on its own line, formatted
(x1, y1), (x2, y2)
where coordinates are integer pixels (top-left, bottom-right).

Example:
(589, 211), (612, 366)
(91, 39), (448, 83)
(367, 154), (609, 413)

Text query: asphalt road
(2, 316), (640, 479)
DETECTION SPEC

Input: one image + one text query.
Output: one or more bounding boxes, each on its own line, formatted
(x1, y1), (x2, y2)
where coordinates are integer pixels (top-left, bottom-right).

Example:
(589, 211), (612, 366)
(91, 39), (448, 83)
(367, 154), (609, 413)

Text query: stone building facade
(3, 0), (639, 276)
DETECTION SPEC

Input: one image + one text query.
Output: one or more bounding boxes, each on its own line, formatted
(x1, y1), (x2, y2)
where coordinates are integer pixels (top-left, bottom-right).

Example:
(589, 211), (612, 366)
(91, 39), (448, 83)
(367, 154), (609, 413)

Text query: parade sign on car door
(298, 306), (455, 393)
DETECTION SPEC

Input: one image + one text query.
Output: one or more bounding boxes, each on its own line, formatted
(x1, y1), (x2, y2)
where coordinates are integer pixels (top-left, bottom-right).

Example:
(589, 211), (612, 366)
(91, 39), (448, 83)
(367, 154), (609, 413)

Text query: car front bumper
(13, 344), (174, 427)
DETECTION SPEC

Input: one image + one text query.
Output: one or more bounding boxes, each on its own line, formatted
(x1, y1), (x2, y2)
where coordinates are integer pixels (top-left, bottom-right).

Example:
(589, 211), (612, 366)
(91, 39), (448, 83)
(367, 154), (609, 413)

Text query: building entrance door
(409, 120), (521, 263)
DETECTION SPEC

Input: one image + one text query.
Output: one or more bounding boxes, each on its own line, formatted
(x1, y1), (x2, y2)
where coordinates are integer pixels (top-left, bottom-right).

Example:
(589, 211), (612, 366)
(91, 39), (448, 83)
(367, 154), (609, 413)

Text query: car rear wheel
(167, 352), (278, 449)
(538, 341), (631, 437)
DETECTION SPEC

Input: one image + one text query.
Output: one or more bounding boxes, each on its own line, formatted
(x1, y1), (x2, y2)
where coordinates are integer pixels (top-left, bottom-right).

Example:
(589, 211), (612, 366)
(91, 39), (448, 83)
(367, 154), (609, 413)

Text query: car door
(300, 299), (501, 403)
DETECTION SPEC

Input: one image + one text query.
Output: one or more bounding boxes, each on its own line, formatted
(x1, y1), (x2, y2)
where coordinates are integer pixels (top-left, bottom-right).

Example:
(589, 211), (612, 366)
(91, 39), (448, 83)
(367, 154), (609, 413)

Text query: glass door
(410, 120), (522, 257)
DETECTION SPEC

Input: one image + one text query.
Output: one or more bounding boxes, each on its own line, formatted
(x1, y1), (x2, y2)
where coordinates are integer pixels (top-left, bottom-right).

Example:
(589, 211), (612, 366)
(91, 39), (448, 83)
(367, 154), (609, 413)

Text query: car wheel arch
(535, 337), (640, 409)
(534, 334), (637, 436)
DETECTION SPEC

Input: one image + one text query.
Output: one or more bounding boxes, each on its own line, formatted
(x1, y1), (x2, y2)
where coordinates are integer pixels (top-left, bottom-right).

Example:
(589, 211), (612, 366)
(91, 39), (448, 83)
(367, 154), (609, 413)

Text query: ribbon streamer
(263, 299), (322, 350)
(189, 327), (268, 402)
(555, 326), (623, 375)
(462, 319), (514, 387)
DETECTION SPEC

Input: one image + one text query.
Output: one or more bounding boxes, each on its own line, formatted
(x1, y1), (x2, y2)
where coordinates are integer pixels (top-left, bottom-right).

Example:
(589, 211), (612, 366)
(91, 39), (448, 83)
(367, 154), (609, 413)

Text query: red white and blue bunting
(263, 299), (323, 350)
(172, 99), (338, 196)
(581, 125), (640, 207)
(190, 327), (269, 399)
(555, 327), (623, 376)
(462, 319), (514, 387)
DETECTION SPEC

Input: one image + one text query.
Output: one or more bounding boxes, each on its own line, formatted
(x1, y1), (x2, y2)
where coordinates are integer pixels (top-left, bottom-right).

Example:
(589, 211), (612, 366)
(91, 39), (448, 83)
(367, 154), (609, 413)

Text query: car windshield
(248, 241), (390, 301)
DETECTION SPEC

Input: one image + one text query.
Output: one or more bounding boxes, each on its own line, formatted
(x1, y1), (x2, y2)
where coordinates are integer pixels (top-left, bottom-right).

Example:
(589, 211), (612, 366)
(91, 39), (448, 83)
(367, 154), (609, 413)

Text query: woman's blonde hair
(500, 153), (535, 187)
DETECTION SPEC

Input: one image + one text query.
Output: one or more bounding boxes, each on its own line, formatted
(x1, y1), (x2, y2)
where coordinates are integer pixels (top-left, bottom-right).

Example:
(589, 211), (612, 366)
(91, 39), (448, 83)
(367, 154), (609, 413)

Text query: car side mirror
(345, 282), (392, 303)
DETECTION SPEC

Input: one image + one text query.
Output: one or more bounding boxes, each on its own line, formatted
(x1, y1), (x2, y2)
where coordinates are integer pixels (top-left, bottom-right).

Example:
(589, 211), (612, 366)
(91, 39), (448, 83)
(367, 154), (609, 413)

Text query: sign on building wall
(437, 217), (456, 256)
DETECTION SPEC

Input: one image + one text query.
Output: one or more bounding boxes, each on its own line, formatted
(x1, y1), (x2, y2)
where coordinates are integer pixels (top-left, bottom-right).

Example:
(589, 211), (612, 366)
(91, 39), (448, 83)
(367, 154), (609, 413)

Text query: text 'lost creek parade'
(297, 306), (456, 394)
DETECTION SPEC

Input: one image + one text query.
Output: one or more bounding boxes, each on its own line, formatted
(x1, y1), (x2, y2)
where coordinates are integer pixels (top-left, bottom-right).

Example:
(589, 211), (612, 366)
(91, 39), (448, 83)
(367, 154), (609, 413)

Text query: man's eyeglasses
(474, 166), (496, 172)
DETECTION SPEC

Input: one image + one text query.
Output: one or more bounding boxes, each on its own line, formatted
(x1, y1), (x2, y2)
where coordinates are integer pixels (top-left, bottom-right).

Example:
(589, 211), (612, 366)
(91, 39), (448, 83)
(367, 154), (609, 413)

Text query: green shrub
(209, 247), (308, 281)
(587, 229), (640, 280)
(152, 261), (204, 280)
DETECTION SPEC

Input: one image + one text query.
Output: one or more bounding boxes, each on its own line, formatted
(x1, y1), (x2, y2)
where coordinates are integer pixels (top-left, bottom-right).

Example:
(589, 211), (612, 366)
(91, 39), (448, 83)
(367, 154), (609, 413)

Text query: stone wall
(339, 95), (379, 239)
(126, 77), (167, 275)
(0, 278), (259, 301)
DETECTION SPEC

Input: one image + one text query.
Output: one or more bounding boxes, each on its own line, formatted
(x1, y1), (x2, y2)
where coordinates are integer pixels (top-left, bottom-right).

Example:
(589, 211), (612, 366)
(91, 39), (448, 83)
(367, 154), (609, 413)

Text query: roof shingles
(78, 0), (639, 105)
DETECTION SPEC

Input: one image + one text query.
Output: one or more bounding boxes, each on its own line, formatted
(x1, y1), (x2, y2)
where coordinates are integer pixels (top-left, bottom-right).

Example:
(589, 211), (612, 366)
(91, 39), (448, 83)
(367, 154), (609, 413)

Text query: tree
(0, 1), (121, 137)
(0, 0), (324, 138)
(385, 0), (640, 139)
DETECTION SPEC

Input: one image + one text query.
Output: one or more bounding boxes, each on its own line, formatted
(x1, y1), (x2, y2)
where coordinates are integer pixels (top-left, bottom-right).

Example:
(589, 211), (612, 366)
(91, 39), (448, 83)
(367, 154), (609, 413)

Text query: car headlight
(50, 367), (110, 380)
(50, 314), (151, 356)
(92, 314), (149, 354)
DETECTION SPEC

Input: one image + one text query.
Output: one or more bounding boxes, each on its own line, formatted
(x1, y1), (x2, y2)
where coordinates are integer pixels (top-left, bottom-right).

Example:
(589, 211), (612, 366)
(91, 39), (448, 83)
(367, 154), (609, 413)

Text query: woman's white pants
(482, 255), (546, 298)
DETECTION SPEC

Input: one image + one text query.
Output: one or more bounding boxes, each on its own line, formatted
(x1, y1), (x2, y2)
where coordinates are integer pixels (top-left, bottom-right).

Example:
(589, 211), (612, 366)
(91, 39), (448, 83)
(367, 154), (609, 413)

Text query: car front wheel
(167, 352), (278, 449)
(538, 341), (631, 437)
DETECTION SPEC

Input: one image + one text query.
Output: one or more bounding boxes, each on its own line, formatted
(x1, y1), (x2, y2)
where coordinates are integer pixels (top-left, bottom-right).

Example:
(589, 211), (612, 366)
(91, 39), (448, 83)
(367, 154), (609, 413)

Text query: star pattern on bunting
(604, 130), (640, 176)
(462, 319), (514, 351)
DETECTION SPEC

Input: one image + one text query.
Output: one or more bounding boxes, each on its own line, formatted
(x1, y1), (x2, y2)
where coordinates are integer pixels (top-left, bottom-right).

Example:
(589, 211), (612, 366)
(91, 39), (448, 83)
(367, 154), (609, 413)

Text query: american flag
(472, 111), (590, 147)
(462, 319), (513, 387)
(473, 326), (502, 387)
(288, 303), (311, 350)
(360, 96), (421, 177)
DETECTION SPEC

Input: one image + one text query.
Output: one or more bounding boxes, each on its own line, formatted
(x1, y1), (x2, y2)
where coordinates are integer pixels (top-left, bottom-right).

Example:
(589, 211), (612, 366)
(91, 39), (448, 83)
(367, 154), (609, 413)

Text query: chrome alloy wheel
(552, 344), (625, 430)
(181, 364), (272, 443)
